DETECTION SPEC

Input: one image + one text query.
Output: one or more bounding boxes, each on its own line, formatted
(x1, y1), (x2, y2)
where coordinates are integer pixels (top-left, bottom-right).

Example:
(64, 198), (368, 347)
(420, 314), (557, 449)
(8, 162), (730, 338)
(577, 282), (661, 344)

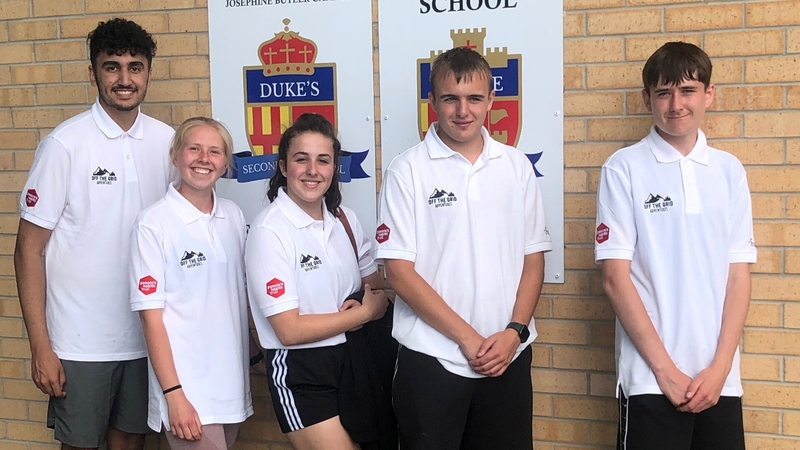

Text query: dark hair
(642, 42), (712, 92)
(88, 18), (156, 68)
(267, 113), (342, 214)
(429, 47), (493, 97)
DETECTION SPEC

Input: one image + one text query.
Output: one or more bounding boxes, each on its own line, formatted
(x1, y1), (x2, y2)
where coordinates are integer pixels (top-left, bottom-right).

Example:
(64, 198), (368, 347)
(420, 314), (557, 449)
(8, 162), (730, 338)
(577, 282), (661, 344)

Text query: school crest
(417, 28), (522, 148)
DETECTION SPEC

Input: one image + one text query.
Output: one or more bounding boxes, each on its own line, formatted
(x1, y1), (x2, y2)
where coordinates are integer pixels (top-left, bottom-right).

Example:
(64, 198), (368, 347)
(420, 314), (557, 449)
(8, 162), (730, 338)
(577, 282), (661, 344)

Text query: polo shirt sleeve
(727, 167), (757, 264)
(349, 210), (378, 278)
(19, 136), (70, 230)
(522, 167), (553, 254)
(595, 164), (637, 262)
(130, 221), (167, 311)
(375, 168), (416, 262)
(245, 224), (300, 318)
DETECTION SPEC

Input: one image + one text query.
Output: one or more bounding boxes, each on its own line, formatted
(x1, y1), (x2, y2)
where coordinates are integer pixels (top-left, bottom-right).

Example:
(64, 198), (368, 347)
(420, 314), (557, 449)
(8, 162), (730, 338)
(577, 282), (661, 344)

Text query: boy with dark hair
(595, 41), (755, 450)
(15, 18), (174, 450)
(376, 46), (552, 449)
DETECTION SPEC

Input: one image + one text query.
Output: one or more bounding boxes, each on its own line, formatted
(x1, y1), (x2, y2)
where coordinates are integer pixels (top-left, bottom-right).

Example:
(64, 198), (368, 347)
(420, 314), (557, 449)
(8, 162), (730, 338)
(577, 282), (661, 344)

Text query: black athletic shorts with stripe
(265, 344), (346, 434)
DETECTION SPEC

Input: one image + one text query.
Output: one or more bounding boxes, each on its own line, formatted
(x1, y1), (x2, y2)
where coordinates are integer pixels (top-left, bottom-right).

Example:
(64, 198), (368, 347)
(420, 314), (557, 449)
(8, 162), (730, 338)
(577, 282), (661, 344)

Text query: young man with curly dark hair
(15, 18), (175, 450)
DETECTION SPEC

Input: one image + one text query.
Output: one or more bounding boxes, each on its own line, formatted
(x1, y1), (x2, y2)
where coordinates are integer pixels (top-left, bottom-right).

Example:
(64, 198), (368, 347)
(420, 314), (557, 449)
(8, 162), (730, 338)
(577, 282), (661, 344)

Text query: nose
(455, 98), (469, 116)
(306, 160), (319, 175)
(669, 93), (682, 112)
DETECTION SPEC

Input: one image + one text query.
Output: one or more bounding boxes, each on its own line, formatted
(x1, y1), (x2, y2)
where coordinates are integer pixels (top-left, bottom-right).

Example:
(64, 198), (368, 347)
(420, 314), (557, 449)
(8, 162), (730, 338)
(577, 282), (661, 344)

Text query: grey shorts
(47, 358), (151, 448)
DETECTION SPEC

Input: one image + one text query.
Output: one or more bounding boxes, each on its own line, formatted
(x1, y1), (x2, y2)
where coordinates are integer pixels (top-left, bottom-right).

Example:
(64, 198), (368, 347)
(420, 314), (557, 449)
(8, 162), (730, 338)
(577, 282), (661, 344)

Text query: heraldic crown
(426, 28), (510, 69)
(258, 18), (318, 76)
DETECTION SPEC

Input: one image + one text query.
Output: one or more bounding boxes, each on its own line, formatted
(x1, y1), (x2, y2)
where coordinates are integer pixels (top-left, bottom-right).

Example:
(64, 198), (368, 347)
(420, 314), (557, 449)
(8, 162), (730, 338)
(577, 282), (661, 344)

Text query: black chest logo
(180, 251), (206, 269)
(643, 193), (673, 213)
(300, 254), (322, 272)
(428, 188), (457, 208)
(92, 167), (118, 185)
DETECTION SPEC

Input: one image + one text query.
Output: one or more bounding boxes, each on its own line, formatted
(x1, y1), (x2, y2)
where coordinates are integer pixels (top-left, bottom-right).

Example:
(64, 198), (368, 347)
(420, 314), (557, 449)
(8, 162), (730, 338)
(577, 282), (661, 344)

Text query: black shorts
(618, 389), (745, 450)
(392, 345), (533, 450)
(265, 344), (346, 434)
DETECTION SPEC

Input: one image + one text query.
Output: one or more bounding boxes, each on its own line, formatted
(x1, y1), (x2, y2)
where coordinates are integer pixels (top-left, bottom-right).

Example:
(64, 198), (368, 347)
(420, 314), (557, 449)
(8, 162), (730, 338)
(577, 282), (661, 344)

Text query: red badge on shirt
(266, 278), (285, 298)
(596, 223), (609, 244)
(26, 189), (39, 207)
(138, 275), (158, 295)
(375, 223), (390, 243)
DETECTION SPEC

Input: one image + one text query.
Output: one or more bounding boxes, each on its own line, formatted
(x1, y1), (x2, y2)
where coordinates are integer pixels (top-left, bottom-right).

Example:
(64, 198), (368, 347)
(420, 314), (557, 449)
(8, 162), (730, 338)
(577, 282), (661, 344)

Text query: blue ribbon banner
(225, 150), (371, 183)
(526, 152), (544, 178)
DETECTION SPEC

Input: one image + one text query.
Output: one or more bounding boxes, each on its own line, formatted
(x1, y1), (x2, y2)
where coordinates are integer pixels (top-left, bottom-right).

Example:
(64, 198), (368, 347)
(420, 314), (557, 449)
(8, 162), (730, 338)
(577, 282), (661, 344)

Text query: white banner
(208, 0), (377, 232)
(377, 0), (565, 282)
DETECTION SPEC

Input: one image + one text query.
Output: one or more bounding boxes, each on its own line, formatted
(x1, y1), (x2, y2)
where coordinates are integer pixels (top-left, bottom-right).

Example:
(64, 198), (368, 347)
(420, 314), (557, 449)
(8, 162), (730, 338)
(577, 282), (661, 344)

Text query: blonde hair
(169, 117), (235, 170)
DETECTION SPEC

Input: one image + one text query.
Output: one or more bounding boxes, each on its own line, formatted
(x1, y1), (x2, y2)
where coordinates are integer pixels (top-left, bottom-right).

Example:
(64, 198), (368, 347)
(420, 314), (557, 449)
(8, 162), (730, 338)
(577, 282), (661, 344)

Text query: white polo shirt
(130, 185), (253, 430)
(376, 125), (552, 378)
(20, 98), (174, 361)
(595, 126), (757, 398)
(246, 189), (377, 350)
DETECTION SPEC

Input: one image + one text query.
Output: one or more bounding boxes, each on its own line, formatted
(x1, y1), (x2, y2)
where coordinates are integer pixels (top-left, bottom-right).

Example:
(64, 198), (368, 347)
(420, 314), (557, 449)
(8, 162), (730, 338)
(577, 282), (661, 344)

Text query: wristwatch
(506, 322), (530, 342)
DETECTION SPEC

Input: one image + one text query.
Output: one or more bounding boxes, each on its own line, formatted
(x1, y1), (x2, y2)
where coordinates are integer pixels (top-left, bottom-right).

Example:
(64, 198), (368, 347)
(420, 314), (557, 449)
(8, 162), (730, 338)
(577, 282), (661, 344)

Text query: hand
(678, 363), (728, 413)
(165, 389), (203, 441)
(339, 299), (364, 331)
(459, 332), (486, 362)
(654, 365), (693, 408)
(31, 346), (66, 397)
(469, 329), (520, 377)
(361, 284), (389, 322)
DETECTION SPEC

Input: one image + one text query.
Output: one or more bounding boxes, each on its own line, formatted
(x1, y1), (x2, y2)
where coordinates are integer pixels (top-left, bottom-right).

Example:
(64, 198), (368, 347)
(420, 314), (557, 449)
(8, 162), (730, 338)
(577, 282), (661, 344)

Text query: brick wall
(0, 1), (798, 449)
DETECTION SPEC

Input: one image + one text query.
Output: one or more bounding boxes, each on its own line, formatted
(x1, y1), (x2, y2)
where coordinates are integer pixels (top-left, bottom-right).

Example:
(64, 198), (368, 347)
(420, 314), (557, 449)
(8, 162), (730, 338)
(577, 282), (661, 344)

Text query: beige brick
(10, 64), (60, 84)
(534, 298), (552, 319)
(154, 33), (196, 56)
(0, 110), (11, 128)
(0, 399), (27, 420)
(0, 298), (23, 317)
(0, 359), (25, 379)
(589, 373), (616, 397)
(752, 275), (800, 300)
(744, 329), (800, 355)
(29, 401), (48, 422)
(666, 4), (743, 31)
(564, 143), (618, 167)
(628, 0), (694, 4)
(140, 0), (195, 9)
(713, 58), (744, 84)
(563, 13), (584, 37)
(745, 436), (800, 450)
(787, 303), (800, 329)
(553, 396), (616, 421)
(563, 169), (587, 193)
(626, 90), (649, 115)
(62, 61), (89, 83)
(168, 10), (208, 32)
(563, 118), (585, 143)
(789, 86), (800, 110)
(790, 195), (800, 218)
(552, 297), (614, 321)
(6, 421), (53, 442)
(36, 85), (87, 106)
(553, 346), (614, 371)
(787, 358), (800, 382)
(748, 168), (800, 192)
(565, 0), (622, 9)
(564, 38), (623, 64)
(123, 13), (170, 34)
(704, 114), (741, 139)
(0, 66), (9, 85)
(588, 117), (650, 141)
(590, 323), (615, 347)
(746, 302), (782, 327)
(711, 86), (783, 112)
(705, 29), (783, 57)
(746, 1), (800, 27)
(743, 382), (800, 409)
(749, 194), (784, 219)
(0, 317), (23, 338)
(564, 194), (596, 219)
(533, 393), (552, 417)
(588, 168), (601, 193)
(537, 320), (589, 345)
(147, 80), (197, 103)
(30, 445), (62, 450)
(9, 20), (57, 41)
(85, 0), (137, 14)
(588, 9), (661, 35)
(746, 57), (800, 83)
(790, 28), (800, 54)
(564, 65), (583, 91)
(754, 248), (781, 274)
(0, 0), (30, 20)
(169, 57), (210, 79)
(564, 246), (595, 270)
(712, 139), (783, 165)
(0, 154), (12, 171)
(532, 369), (587, 395)
(150, 60), (169, 80)
(171, 104), (211, 124)
(755, 222), (800, 246)
(0, 440), (26, 450)
(625, 34), (701, 62)
(587, 64), (643, 89)
(564, 92), (623, 116)
(788, 249), (800, 274)
(534, 418), (589, 443)
(785, 411), (800, 436)
(32, 0), (82, 17)
(34, 40), (84, 62)
(0, 43), (33, 64)
(564, 221), (592, 245)
(198, 80), (211, 102)
(0, 131), (36, 150)
(15, 150), (35, 171)
(197, 34), (209, 56)
(3, 378), (48, 401)
(743, 408), (780, 434)
(541, 272), (591, 297)
(532, 345), (551, 368)
(59, 17), (105, 39)
(13, 108), (64, 128)
(140, 105), (172, 124)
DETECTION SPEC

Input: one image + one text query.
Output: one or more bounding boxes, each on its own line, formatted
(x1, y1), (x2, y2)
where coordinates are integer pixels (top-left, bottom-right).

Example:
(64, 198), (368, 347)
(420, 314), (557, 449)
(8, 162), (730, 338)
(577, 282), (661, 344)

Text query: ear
(279, 159), (287, 177)
(89, 65), (97, 86)
(487, 89), (495, 109)
(704, 83), (715, 108)
(641, 89), (652, 113)
(428, 90), (436, 107)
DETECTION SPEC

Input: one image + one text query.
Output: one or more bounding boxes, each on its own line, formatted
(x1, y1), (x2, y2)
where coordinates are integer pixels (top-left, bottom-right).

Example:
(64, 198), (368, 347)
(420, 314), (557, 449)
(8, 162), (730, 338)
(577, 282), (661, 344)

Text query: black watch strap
(506, 322), (530, 342)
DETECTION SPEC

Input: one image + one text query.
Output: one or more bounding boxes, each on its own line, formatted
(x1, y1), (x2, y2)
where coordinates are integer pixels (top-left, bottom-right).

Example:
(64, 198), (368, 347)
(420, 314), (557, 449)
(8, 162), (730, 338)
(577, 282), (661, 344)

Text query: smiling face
(174, 124), (228, 198)
(429, 71), (494, 156)
(89, 51), (151, 128)
(643, 78), (715, 154)
(279, 131), (335, 220)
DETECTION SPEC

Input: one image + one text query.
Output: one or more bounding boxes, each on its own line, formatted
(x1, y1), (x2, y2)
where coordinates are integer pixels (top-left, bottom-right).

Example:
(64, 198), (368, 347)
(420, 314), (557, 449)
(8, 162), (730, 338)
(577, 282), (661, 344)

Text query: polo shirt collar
(165, 183), (224, 224)
(647, 126), (709, 165)
(425, 123), (501, 160)
(91, 97), (144, 140)
(275, 188), (334, 229)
